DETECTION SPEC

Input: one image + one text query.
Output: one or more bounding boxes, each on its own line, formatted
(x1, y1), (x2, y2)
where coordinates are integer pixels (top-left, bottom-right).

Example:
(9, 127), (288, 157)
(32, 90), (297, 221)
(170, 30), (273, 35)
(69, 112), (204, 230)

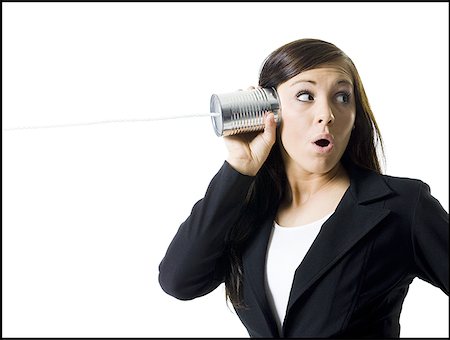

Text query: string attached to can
(3, 88), (282, 135)
(3, 113), (221, 132)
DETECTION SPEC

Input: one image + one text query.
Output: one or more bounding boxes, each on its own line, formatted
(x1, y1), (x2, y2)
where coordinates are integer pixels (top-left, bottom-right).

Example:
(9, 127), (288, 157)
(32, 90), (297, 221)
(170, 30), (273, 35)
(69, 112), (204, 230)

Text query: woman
(158, 38), (449, 338)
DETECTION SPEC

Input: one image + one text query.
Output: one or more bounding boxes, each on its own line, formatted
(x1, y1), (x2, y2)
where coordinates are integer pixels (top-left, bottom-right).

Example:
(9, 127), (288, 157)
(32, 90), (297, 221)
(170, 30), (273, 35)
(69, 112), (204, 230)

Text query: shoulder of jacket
(378, 173), (430, 207)
(347, 163), (427, 204)
(380, 173), (427, 192)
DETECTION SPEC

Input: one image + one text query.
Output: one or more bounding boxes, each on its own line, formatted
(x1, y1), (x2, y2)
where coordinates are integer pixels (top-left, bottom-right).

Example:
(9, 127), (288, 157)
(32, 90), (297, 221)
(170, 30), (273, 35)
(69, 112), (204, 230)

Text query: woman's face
(276, 66), (356, 175)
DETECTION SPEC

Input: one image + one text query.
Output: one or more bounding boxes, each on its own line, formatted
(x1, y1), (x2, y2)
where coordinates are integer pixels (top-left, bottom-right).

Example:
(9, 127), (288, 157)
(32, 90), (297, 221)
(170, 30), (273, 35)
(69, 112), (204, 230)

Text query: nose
(316, 101), (335, 126)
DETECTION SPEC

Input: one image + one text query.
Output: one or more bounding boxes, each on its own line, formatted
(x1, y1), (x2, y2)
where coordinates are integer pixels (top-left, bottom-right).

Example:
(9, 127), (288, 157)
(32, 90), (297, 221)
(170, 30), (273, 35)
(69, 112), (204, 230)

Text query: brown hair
(224, 38), (384, 308)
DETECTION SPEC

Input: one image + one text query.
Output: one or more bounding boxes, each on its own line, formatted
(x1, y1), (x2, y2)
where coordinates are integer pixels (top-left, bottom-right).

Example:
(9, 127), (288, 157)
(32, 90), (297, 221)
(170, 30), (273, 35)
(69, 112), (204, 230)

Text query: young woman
(158, 38), (449, 338)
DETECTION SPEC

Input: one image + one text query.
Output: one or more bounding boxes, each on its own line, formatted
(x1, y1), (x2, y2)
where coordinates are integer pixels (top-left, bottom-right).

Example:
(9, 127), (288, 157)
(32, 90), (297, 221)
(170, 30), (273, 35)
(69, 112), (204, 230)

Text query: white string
(3, 113), (220, 131)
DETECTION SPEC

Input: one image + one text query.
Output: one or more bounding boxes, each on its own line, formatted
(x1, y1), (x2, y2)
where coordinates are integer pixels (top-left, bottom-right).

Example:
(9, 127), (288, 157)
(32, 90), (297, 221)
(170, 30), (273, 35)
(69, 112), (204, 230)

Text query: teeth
(315, 139), (330, 147)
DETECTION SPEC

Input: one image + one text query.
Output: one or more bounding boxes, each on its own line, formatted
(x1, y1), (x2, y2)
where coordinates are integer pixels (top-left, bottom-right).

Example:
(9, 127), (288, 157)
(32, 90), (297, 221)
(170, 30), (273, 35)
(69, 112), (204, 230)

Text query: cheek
(336, 117), (354, 134)
(279, 104), (310, 133)
(279, 117), (309, 154)
(334, 113), (356, 150)
(335, 109), (356, 132)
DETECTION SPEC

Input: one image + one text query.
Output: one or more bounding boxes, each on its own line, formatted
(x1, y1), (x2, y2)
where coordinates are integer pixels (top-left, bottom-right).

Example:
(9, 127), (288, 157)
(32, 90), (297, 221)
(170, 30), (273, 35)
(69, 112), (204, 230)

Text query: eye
(297, 91), (314, 102)
(336, 92), (351, 103)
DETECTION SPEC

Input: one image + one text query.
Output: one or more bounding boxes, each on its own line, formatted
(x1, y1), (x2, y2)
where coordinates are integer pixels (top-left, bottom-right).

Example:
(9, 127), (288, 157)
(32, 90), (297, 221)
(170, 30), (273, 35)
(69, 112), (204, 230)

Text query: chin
(282, 148), (342, 175)
(298, 159), (341, 175)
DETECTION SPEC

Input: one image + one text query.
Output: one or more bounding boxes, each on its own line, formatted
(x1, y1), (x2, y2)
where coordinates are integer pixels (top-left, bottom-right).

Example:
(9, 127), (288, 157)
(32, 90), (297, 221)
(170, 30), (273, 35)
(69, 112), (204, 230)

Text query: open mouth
(312, 134), (334, 153)
(314, 139), (331, 148)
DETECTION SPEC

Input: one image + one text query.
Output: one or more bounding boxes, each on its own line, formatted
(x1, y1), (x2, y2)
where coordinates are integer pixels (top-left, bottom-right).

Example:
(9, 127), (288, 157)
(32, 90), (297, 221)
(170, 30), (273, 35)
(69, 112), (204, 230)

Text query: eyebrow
(290, 79), (353, 87)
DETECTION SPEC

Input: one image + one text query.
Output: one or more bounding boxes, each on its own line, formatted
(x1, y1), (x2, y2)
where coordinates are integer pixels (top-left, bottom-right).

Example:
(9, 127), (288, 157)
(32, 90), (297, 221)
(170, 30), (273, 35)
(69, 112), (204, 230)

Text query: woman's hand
(224, 87), (277, 176)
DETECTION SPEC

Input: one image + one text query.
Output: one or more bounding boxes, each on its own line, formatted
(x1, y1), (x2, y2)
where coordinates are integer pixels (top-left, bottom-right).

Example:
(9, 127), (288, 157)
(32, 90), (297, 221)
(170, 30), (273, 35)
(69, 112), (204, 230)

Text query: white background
(2, 2), (449, 338)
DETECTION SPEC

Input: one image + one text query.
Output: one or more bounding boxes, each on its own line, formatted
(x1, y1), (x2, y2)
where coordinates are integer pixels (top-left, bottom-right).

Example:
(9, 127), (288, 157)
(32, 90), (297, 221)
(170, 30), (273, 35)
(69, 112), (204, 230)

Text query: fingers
(237, 86), (257, 92)
(262, 112), (277, 147)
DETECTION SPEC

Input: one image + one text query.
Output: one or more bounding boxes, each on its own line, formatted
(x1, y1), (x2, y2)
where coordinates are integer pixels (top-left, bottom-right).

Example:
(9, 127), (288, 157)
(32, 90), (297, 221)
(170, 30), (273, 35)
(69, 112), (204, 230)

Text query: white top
(264, 213), (333, 334)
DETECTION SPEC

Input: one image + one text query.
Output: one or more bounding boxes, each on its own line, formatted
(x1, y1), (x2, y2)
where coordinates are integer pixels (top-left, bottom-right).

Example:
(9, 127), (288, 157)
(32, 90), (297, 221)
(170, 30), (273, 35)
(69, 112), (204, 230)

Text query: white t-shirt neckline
(274, 212), (334, 230)
(265, 212), (334, 335)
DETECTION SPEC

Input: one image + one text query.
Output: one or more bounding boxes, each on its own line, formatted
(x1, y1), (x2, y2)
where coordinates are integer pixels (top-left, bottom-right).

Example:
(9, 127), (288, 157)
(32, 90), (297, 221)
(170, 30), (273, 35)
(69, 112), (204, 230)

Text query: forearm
(158, 161), (255, 300)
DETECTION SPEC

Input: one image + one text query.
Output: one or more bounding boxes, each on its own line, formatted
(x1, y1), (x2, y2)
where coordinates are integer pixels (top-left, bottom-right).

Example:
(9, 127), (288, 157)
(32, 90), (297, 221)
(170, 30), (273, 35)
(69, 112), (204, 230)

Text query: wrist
(226, 157), (259, 177)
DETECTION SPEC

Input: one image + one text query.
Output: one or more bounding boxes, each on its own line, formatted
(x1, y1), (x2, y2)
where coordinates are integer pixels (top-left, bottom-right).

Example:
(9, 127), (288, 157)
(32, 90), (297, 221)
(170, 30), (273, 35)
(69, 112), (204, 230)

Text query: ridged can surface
(210, 87), (281, 136)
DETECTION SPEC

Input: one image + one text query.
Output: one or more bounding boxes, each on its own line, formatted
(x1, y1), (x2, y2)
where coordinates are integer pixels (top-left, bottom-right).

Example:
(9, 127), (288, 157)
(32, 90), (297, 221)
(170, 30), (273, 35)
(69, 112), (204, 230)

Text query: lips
(311, 133), (334, 153)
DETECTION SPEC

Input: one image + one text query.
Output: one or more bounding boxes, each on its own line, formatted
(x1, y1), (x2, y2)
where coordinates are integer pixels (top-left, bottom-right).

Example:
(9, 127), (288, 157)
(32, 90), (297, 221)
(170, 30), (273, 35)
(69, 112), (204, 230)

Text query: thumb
(262, 112), (277, 147)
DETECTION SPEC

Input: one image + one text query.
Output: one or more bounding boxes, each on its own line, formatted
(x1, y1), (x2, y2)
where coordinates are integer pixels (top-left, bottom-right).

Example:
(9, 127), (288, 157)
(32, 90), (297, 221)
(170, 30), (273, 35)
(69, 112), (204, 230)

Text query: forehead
(285, 66), (354, 87)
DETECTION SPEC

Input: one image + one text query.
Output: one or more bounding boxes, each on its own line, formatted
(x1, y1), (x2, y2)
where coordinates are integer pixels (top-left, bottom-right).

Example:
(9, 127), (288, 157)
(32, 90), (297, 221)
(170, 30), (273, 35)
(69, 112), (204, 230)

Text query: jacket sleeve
(411, 181), (449, 295)
(158, 161), (255, 300)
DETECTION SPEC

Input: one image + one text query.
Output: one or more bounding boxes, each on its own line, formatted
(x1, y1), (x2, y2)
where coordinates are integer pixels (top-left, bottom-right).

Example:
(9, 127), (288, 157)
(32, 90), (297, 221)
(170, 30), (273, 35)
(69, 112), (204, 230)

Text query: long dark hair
(224, 38), (384, 308)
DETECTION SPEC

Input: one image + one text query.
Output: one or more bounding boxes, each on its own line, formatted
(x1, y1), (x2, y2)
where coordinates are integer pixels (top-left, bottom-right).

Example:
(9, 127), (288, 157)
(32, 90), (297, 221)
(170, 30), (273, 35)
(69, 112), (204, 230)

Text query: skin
(225, 65), (356, 227)
(276, 66), (356, 226)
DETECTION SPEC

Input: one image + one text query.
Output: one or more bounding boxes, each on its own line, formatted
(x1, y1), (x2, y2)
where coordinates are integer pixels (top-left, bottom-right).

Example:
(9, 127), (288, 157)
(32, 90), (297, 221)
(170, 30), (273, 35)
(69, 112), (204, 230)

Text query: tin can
(210, 87), (281, 137)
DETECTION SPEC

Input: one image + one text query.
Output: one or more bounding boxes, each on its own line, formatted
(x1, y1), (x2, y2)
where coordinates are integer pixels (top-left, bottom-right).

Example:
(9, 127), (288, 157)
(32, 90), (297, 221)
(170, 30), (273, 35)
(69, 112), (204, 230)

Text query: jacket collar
(346, 163), (395, 204)
(242, 163), (394, 337)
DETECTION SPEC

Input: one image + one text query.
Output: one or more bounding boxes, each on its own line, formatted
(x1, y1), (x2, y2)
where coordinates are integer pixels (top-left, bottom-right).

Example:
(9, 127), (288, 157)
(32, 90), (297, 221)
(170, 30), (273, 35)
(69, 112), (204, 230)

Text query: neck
(283, 162), (349, 207)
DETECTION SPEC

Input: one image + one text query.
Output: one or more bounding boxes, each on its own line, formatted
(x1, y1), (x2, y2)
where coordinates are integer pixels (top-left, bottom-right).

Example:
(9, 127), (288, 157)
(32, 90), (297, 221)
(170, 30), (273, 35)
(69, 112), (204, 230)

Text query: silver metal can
(210, 87), (281, 137)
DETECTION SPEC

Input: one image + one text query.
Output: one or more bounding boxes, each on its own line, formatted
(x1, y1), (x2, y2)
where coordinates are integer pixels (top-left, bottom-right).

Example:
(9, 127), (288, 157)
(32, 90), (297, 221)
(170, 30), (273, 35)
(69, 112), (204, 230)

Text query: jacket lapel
(286, 165), (394, 316)
(241, 164), (394, 336)
(242, 218), (279, 336)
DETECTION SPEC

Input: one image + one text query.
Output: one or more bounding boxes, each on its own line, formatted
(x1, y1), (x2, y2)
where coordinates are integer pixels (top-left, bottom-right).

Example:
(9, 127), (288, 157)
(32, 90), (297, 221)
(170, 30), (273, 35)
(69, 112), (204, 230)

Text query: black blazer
(159, 161), (449, 338)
